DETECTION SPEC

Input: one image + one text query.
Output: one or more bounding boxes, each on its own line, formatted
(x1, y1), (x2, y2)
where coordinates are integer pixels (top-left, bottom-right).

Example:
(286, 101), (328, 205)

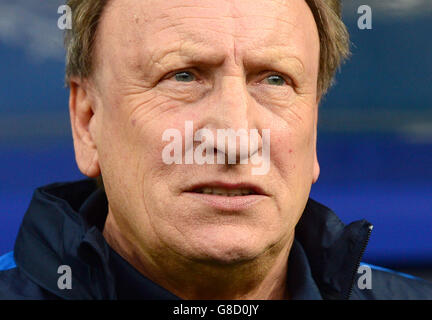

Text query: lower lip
(183, 192), (267, 211)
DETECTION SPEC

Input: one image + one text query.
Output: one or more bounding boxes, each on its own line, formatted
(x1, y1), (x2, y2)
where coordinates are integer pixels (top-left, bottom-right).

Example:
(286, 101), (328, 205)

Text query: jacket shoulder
(0, 252), (15, 271)
(350, 263), (432, 300)
(0, 252), (58, 300)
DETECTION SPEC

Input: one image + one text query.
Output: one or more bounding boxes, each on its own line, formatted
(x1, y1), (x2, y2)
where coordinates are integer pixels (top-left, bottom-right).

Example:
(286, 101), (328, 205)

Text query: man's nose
(217, 76), (251, 131)
(203, 76), (262, 164)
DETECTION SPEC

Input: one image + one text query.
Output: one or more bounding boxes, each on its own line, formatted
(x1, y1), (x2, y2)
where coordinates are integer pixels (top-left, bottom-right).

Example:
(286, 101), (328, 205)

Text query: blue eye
(174, 71), (195, 82)
(266, 75), (286, 86)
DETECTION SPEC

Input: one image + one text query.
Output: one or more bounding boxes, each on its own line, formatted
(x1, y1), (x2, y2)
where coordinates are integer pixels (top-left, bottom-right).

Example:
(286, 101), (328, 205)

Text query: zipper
(346, 223), (373, 300)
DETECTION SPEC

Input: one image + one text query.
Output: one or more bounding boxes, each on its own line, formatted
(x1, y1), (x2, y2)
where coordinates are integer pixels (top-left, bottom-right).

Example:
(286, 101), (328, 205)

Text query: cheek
(270, 125), (315, 179)
(127, 109), (200, 187)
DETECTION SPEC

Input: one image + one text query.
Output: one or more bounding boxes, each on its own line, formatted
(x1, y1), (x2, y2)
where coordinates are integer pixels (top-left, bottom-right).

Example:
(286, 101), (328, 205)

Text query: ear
(69, 78), (101, 178)
(312, 101), (320, 184)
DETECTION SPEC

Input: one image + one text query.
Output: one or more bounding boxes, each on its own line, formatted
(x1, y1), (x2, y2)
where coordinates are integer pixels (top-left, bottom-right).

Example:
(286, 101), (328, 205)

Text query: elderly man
(0, 0), (431, 300)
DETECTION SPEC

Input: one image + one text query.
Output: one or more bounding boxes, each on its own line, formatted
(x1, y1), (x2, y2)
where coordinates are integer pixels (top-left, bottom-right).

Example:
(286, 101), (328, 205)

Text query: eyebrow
(145, 39), (307, 83)
(147, 39), (227, 73)
(243, 46), (306, 82)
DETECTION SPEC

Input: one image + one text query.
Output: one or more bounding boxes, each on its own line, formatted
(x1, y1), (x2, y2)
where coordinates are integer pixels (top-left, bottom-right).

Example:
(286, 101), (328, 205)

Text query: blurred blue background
(0, 1), (431, 270)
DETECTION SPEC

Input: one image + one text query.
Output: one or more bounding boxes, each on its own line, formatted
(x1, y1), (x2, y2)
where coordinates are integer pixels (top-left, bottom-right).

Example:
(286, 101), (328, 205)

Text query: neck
(103, 212), (293, 300)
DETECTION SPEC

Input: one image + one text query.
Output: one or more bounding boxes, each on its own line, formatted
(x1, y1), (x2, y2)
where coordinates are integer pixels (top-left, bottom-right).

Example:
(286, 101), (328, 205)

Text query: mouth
(191, 187), (257, 197)
(186, 182), (265, 196)
(183, 182), (267, 211)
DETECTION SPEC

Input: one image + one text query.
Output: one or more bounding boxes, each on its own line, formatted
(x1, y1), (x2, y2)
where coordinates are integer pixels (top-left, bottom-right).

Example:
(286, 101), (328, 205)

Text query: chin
(197, 248), (260, 266)
(186, 228), (270, 266)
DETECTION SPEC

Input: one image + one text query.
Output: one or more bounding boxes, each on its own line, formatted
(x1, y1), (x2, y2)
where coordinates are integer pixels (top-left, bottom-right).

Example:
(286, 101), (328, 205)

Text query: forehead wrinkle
(101, 0), (318, 82)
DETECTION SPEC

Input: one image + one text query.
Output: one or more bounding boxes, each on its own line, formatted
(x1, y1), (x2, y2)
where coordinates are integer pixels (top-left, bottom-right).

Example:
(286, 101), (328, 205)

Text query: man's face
(82, 0), (320, 264)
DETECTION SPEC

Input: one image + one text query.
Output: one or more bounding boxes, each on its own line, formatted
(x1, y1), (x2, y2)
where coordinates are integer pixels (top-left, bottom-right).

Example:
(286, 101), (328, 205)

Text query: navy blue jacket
(1, 179), (432, 299)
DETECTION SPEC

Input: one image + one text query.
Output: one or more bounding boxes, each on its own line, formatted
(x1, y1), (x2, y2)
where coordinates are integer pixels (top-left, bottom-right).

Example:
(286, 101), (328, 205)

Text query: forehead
(96, 0), (319, 75)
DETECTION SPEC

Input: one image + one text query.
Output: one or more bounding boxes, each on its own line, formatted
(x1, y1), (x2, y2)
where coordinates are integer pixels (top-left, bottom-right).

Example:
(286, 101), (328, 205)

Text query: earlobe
(69, 78), (101, 178)
(312, 155), (320, 184)
(312, 101), (320, 184)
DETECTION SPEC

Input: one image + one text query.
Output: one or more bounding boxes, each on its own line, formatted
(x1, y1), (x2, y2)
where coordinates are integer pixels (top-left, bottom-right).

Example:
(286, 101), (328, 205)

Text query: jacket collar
(14, 179), (372, 300)
(14, 179), (114, 299)
(296, 199), (373, 299)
